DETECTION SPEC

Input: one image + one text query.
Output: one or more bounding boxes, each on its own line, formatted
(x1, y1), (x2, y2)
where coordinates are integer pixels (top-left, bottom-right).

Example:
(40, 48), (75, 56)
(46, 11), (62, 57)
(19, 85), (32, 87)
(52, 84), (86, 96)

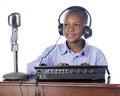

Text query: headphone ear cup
(58, 23), (63, 35)
(83, 26), (92, 39)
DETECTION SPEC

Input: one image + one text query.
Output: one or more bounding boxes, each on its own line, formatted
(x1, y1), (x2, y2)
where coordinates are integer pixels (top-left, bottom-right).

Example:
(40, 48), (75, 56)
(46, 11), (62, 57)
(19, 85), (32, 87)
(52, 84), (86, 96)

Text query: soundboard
(35, 65), (108, 82)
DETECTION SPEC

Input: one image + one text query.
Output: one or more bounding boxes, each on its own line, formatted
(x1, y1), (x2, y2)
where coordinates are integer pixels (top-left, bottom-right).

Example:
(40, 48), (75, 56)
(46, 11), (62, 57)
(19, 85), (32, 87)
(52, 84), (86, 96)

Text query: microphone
(12, 14), (17, 28)
(8, 12), (21, 29)
(3, 12), (30, 81)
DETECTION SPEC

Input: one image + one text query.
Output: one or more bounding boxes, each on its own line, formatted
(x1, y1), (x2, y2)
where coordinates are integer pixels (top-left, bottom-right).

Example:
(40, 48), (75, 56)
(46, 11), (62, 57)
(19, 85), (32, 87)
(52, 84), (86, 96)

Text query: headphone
(58, 6), (92, 39)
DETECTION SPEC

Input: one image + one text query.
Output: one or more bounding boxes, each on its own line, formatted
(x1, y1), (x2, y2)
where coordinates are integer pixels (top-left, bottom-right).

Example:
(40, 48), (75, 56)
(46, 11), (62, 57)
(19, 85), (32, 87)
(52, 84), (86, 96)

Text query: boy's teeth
(68, 34), (74, 37)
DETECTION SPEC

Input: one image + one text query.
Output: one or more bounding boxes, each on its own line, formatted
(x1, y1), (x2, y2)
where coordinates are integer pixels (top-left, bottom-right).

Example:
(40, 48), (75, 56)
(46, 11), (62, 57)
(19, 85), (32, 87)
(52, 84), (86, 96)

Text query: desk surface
(0, 81), (120, 87)
(0, 81), (120, 96)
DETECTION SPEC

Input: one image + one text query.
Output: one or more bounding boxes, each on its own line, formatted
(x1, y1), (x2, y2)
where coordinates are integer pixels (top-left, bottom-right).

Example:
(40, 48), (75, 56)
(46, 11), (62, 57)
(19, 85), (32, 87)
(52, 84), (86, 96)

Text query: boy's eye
(64, 23), (81, 28)
(74, 24), (81, 27)
(64, 24), (69, 27)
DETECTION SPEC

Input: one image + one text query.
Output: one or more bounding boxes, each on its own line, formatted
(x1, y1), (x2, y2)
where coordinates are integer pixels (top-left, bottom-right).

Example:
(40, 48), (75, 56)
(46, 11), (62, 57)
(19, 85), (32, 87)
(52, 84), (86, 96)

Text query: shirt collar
(61, 41), (70, 55)
(61, 40), (89, 56)
(81, 42), (88, 56)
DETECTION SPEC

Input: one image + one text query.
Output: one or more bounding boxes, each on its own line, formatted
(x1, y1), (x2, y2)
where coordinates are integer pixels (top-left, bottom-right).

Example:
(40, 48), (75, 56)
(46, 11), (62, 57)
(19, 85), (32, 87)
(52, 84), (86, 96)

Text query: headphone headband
(58, 6), (92, 27)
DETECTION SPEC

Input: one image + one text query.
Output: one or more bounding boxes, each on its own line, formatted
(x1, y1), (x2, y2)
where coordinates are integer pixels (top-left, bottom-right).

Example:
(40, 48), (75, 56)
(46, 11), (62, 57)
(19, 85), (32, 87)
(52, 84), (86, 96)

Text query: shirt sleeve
(27, 61), (39, 76)
(27, 46), (52, 75)
(96, 49), (108, 66)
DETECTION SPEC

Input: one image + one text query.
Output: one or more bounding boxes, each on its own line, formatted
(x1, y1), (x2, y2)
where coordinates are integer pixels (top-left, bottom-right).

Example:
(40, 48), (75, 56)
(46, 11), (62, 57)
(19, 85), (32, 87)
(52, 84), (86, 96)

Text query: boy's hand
(56, 63), (69, 66)
(80, 63), (90, 66)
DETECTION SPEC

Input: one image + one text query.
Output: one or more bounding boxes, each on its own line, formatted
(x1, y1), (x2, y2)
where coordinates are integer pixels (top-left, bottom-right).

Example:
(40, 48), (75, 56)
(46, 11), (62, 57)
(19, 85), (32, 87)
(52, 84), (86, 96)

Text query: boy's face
(63, 11), (86, 43)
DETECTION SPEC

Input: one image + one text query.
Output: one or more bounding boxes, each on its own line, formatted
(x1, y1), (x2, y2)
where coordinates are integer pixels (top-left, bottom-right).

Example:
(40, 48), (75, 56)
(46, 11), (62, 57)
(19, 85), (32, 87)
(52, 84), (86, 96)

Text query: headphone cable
(39, 36), (61, 66)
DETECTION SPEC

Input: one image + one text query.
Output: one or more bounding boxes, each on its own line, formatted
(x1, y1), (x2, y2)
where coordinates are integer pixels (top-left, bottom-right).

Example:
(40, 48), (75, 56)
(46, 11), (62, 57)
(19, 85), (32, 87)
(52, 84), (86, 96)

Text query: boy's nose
(68, 25), (75, 32)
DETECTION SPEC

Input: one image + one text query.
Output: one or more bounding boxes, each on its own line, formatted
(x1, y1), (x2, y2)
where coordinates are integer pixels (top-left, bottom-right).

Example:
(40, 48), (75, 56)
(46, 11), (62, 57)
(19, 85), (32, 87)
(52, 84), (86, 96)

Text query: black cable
(35, 36), (61, 96)
(19, 81), (24, 96)
(106, 67), (110, 76)
(35, 77), (41, 96)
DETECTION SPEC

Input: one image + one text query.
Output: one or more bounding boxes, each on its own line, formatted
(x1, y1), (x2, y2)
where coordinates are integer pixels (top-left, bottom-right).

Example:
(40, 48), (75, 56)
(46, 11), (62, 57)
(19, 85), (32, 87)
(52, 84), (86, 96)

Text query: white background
(0, 0), (120, 83)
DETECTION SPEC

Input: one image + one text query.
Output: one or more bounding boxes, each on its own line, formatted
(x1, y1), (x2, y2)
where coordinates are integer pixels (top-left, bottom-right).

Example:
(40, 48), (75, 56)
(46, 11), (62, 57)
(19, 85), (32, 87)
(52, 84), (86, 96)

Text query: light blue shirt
(27, 40), (108, 75)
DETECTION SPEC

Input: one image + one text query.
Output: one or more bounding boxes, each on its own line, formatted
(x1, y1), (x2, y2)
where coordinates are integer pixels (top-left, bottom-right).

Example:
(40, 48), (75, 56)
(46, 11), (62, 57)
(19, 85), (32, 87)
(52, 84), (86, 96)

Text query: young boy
(27, 6), (108, 76)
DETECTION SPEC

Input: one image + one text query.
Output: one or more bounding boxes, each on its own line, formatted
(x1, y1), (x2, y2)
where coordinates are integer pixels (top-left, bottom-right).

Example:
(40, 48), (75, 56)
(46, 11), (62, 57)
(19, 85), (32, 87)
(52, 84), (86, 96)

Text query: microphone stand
(3, 13), (30, 81)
